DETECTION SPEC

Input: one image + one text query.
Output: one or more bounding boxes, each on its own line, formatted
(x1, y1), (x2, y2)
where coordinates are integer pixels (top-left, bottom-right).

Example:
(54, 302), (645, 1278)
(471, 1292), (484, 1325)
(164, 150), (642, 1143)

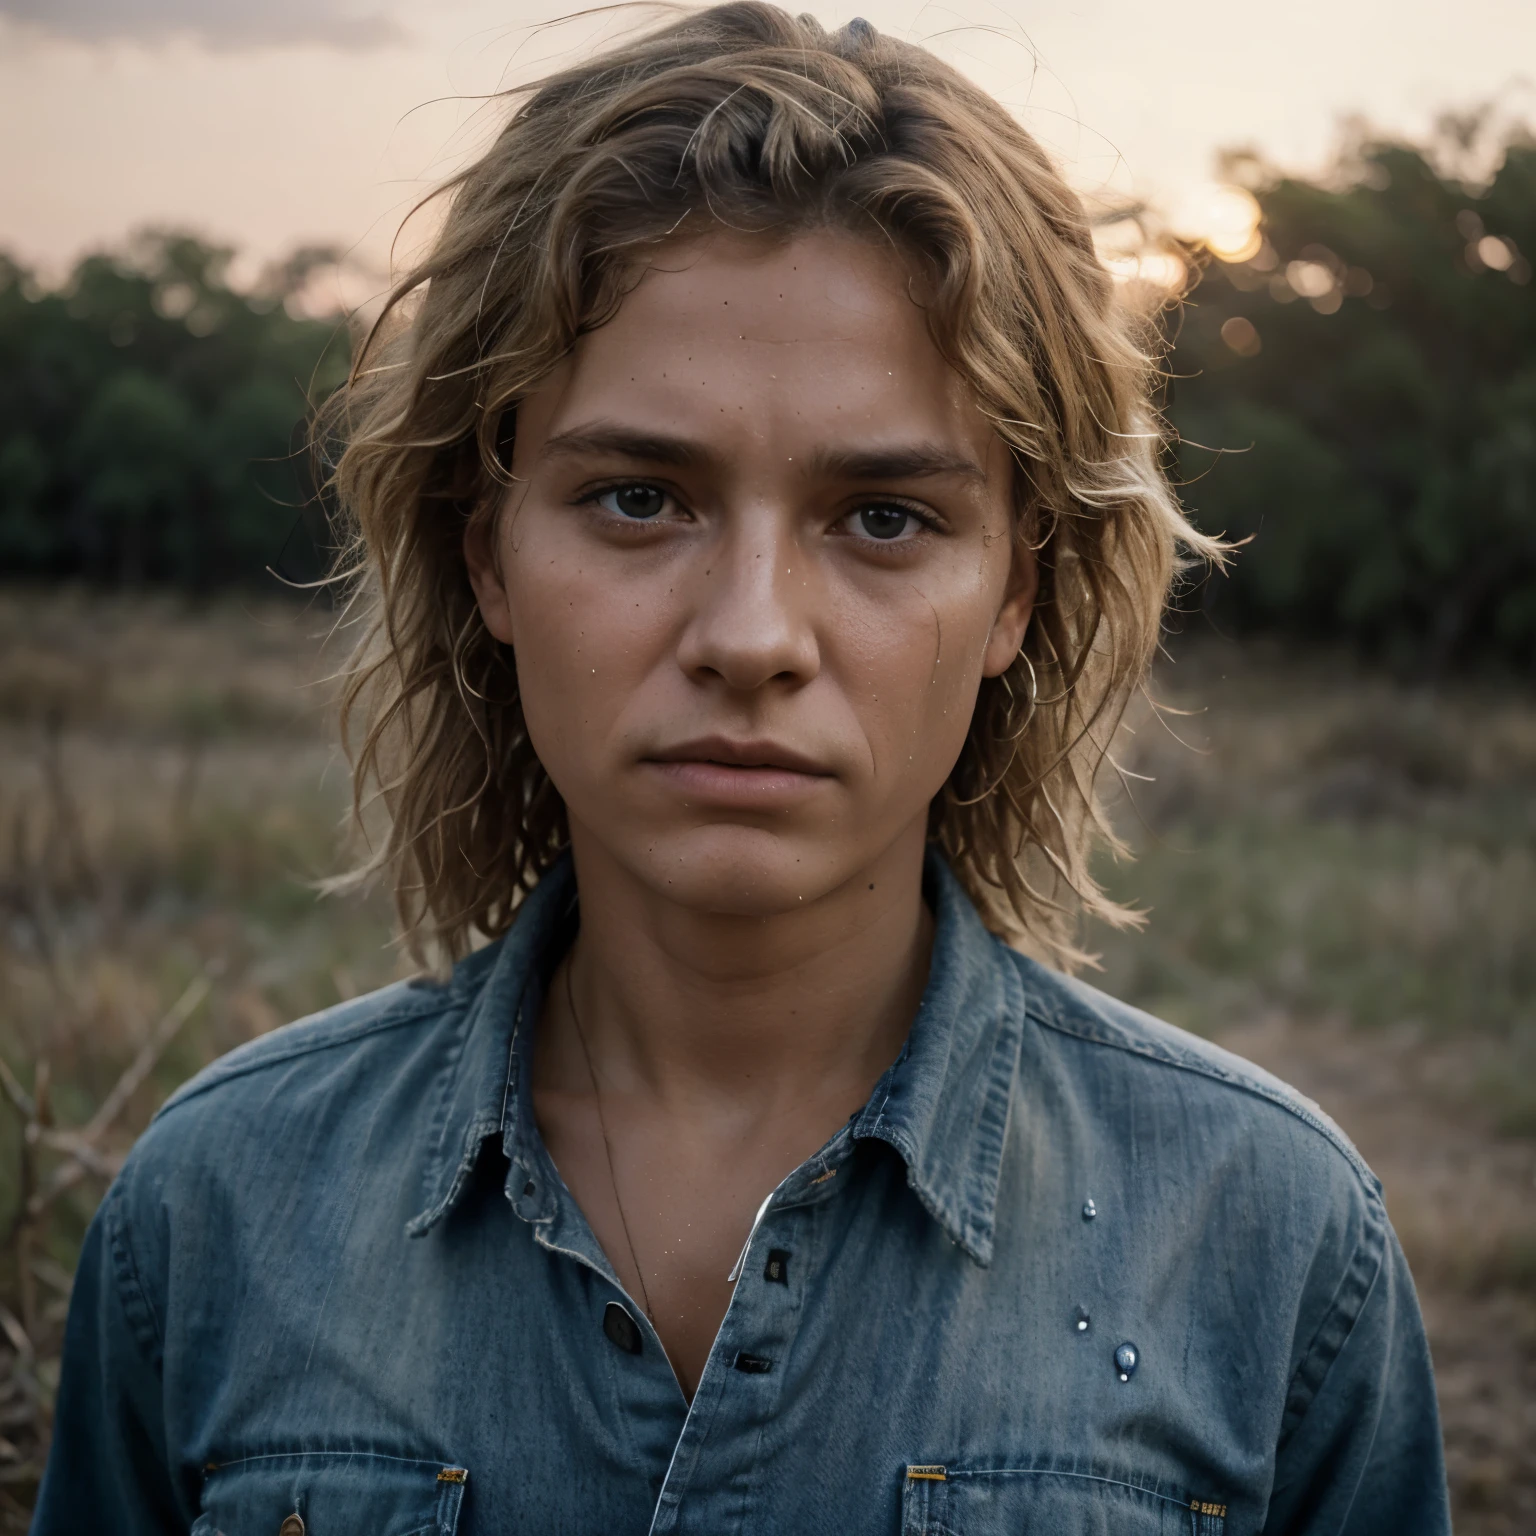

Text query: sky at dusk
(1, 0), (1531, 285)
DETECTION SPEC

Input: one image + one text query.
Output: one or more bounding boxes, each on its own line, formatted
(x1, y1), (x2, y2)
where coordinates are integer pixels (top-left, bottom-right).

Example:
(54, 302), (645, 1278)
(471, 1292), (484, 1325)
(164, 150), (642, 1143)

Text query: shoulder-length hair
(326, 1), (1223, 969)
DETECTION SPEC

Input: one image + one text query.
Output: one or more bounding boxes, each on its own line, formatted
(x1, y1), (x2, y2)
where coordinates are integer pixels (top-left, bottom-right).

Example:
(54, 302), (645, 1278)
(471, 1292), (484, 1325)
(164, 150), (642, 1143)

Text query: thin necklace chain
(563, 960), (657, 1325)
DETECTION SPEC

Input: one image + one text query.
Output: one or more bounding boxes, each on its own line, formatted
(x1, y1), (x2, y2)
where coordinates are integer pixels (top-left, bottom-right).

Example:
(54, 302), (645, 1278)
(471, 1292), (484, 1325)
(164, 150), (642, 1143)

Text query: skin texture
(466, 228), (1034, 1398)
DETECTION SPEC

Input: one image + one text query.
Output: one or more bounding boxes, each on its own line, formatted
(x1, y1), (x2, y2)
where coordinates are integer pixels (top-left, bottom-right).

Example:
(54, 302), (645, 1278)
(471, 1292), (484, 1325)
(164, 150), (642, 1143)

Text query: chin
(624, 824), (853, 918)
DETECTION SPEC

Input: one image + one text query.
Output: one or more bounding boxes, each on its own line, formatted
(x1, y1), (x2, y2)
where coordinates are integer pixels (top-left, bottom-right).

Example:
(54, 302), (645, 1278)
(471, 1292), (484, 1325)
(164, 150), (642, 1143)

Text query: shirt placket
(502, 990), (695, 1499)
(502, 975), (865, 1534)
(646, 1142), (850, 1536)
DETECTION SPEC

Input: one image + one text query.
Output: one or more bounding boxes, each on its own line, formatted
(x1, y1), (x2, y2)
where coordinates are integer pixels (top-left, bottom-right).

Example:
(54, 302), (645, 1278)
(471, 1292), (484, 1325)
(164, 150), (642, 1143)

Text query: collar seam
(1026, 1006), (1382, 1195)
(155, 994), (448, 1127)
(416, 995), (487, 1210)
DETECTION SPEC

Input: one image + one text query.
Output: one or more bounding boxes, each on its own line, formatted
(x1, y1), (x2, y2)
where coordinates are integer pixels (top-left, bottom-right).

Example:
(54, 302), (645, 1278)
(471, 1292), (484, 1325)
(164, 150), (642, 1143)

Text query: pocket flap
(900, 1461), (1225, 1535)
(194, 1451), (467, 1536)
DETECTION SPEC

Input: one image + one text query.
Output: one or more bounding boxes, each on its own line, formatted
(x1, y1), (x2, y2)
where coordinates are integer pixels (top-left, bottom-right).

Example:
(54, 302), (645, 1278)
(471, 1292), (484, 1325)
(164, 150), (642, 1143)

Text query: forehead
(514, 228), (996, 467)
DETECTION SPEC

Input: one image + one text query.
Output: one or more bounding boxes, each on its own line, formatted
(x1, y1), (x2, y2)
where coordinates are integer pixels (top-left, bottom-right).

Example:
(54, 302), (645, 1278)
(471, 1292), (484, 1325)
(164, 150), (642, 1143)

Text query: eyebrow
(538, 423), (707, 469)
(538, 421), (988, 485)
(808, 444), (989, 485)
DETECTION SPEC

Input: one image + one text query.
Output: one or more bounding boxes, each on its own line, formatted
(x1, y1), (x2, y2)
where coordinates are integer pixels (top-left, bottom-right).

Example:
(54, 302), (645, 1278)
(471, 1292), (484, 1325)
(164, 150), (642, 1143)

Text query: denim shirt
(38, 855), (1449, 1535)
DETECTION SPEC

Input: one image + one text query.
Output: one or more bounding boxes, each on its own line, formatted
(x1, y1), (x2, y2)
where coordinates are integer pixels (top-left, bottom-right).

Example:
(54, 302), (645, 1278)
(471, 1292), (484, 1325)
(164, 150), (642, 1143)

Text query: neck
(550, 825), (933, 1118)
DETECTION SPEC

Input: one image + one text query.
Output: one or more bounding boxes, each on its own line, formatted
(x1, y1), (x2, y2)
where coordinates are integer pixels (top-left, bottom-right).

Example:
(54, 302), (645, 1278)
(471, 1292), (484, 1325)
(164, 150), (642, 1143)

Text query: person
(36, 6), (1449, 1532)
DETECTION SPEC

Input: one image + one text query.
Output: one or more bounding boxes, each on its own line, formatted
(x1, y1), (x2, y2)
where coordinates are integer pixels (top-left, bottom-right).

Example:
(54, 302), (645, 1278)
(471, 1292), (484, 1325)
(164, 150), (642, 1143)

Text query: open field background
(0, 590), (1531, 1531)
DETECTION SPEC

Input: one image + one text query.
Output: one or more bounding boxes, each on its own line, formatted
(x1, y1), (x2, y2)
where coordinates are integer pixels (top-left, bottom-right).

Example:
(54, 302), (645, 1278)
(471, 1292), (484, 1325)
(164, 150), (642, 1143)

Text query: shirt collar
(849, 854), (1026, 1265)
(404, 860), (575, 1240)
(408, 851), (1027, 1266)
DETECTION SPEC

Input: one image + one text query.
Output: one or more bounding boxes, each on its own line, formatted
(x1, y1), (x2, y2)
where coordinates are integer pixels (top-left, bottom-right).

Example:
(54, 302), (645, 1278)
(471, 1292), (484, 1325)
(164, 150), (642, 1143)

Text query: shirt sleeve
(33, 1180), (187, 1534)
(1263, 1213), (1450, 1535)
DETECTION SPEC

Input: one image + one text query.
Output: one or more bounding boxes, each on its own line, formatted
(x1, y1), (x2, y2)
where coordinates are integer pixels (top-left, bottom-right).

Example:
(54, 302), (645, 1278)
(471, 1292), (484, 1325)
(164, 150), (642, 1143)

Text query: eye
(846, 503), (923, 542)
(595, 483), (669, 520)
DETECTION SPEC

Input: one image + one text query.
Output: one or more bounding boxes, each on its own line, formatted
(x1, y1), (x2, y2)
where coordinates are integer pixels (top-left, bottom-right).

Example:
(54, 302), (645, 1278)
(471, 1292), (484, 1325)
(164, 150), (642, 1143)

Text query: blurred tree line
(1172, 111), (1535, 671)
(0, 113), (1532, 668)
(0, 232), (349, 588)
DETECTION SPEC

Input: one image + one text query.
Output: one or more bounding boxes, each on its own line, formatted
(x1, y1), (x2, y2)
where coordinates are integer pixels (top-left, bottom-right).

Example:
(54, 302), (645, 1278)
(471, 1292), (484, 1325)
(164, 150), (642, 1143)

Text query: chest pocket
(900, 1464), (1227, 1536)
(192, 1452), (468, 1536)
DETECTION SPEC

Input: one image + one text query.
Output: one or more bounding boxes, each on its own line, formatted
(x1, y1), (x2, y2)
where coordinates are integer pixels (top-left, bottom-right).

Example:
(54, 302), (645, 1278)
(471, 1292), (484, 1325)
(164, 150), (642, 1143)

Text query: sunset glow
(1172, 184), (1265, 263)
(0, 1), (1529, 276)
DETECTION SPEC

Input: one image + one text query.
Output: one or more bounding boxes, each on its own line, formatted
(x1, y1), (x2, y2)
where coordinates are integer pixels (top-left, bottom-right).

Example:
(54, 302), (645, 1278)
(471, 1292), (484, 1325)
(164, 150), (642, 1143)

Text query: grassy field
(0, 591), (1531, 1530)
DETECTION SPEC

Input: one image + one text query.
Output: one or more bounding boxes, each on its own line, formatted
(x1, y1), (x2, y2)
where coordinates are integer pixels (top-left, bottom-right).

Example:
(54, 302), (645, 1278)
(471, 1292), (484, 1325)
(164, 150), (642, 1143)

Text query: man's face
(468, 228), (1034, 916)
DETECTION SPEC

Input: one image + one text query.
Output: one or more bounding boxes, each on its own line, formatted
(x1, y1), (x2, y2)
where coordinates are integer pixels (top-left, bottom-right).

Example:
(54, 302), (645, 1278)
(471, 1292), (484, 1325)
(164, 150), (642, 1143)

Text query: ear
(463, 510), (517, 645)
(981, 539), (1039, 677)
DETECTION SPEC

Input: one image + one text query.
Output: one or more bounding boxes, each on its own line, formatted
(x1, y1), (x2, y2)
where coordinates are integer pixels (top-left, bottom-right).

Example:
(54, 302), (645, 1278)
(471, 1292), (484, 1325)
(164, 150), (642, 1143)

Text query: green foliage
(0, 232), (349, 586)
(1172, 119), (1536, 670)
(3, 119), (1534, 669)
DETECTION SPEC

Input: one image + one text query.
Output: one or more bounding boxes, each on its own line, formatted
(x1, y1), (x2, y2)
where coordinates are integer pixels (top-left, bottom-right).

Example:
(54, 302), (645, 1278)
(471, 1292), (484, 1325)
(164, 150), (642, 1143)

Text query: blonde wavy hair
(326, 2), (1223, 969)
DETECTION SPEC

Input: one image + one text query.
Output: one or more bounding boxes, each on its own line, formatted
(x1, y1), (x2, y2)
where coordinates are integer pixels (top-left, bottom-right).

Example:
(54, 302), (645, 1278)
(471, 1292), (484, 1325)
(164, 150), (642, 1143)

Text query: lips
(644, 736), (833, 776)
(641, 736), (836, 808)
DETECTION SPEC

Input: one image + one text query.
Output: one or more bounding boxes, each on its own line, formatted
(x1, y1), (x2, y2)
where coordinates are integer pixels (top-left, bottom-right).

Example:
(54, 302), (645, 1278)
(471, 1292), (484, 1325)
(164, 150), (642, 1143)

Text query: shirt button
(764, 1249), (790, 1284)
(603, 1301), (643, 1355)
(279, 1517), (305, 1536)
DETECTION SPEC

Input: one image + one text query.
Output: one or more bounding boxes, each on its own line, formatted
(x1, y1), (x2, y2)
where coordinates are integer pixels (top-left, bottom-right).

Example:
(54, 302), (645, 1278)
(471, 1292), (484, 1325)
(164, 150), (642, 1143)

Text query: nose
(675, 513), (820, 693)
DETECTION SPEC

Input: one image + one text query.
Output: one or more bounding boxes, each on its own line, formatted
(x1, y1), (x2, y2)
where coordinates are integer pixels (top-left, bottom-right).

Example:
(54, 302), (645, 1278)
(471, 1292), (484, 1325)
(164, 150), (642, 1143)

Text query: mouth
(646, 737), (833, 775)
(641, 736), (835, 806)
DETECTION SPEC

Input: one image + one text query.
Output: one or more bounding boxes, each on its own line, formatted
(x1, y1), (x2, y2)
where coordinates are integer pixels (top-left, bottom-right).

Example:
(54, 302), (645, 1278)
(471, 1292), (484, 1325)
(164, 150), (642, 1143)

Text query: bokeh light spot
(1171, 184), (1262, 263)
(1220, 316), (1261, 357)
(1477, 235), (1515, 272)
(1285, 260), (1335, 299)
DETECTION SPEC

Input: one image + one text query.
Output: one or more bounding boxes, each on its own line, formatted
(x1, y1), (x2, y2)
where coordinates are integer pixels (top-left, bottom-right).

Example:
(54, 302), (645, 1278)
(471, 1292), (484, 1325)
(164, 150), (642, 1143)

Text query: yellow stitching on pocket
(905, 1465), (947, 1481)
(1191, 1501), (1227, 1516)
(811, 1168), (838, 1185)
(437, 1468), (468, 1483)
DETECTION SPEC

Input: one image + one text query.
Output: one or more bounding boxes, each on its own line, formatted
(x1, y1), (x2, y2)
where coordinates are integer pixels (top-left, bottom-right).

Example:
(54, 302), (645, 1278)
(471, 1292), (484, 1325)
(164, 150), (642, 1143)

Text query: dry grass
(0, 589), (406, 1526)
(0, 595), (1531, 1529)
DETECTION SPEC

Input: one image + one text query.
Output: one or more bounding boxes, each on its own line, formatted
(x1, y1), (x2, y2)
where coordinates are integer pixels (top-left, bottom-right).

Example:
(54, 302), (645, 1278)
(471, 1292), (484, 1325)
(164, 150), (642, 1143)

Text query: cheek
(499, 524), (671, 773)
(500, 546), (605, 772)
(839, 579), (997, 783)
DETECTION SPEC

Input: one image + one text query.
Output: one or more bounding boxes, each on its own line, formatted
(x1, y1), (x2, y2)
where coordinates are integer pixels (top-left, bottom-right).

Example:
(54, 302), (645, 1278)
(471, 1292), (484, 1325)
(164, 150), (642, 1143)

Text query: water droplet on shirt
(1082, 1198), (1097, 1220)
(1074, 1306), (1090, 1333)
(1115, 1342), (1138, 1381)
